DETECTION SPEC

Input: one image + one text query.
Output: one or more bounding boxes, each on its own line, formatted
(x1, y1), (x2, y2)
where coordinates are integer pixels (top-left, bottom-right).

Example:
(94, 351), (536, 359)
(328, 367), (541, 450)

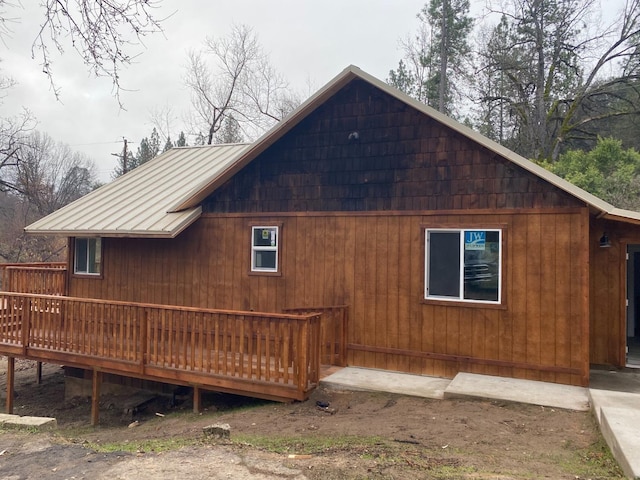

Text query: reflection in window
(425, 229), (501, 304)
(251, 226), (279, 272)
(74, 237), (101, 275)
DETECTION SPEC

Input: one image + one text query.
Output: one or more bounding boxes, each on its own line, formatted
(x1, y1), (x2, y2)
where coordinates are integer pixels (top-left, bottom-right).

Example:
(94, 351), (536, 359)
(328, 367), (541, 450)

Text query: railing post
(22, 295), (31, 356)
(297, 318), (309, 395)
(140, 310), (148, 374)
(340, 306), (348, 367)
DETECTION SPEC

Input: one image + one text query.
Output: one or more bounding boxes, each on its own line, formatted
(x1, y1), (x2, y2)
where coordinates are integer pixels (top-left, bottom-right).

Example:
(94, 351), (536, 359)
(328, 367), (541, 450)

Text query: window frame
(424, 228), (503, 305)
(73, 237), (102, 276)
(250, 225), (280, 274)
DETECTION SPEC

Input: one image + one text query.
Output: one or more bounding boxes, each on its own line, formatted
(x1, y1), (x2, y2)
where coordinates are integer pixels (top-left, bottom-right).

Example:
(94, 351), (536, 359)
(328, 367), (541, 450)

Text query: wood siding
(70, 209), (590, 385)
(66, 77), (594, 386)
(589, 218), (640, 367)
(203, 79), (582, 214)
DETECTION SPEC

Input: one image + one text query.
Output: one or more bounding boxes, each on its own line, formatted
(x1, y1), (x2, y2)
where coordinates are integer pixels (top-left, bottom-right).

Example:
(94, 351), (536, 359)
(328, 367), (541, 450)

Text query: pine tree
(388, 0), (473, 115)
(214, 115), (244, 144)
(162, 136), (173, 153)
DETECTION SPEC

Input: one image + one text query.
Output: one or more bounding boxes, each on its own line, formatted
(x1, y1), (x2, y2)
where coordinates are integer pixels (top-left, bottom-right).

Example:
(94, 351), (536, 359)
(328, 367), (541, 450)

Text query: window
(251, 226), (279, 273)
(425, 229), (501, 304)
(74, 237), (102, 275)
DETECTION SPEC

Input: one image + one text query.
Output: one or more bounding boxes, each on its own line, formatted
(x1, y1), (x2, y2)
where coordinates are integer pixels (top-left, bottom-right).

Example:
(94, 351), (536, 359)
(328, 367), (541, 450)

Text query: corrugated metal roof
(25, 144), (249, 238)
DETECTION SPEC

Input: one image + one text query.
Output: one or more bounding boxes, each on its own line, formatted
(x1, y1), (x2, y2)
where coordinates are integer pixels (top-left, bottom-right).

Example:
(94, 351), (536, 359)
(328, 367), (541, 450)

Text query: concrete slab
(0, 413), (57, 430)
(444, 373), (590, 411)
(320, 367), (450, 399)
(589, 389), (640, 423)
(590, 368), (640, 395)
(600, 407), (640, 480)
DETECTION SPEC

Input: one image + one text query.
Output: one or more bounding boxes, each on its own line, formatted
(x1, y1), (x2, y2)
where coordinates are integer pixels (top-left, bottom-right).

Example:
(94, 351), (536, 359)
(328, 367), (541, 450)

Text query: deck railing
(284, 305), (348, 366)
(0, 292), (321, 401)
(0, 263), (67, 295)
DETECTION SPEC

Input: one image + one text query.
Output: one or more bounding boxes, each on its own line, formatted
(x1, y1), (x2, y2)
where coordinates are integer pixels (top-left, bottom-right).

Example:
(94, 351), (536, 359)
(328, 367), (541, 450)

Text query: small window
(251, 226), (278, 272)
(425, 229), (501, 304)
(74, 237), (102, 275)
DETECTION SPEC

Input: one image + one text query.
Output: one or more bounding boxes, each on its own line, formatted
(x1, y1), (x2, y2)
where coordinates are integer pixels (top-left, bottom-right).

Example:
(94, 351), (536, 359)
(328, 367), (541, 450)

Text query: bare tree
(0, 109), (36, 192)
(0, 0), (165, 105)
(12, 131), (97, 216)
(184, 24), (300, 145)
(477, 0), (640, 160)
(0, 190), (65, 263)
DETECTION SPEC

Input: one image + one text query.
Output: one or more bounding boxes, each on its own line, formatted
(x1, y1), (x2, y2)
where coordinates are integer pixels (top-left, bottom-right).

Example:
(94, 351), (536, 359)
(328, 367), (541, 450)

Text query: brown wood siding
(589, 218), (640, 367)
(203, 79), (583, 214)
(70, 209), (589, 385)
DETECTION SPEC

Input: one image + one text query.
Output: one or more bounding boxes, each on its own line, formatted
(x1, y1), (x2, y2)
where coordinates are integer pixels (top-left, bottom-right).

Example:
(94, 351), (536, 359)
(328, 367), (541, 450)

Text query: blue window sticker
(464, 230), (486, 251)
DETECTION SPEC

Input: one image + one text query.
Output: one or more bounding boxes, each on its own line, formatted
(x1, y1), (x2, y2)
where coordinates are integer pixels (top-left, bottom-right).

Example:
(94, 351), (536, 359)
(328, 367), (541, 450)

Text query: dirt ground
(0, 359), (625, 479)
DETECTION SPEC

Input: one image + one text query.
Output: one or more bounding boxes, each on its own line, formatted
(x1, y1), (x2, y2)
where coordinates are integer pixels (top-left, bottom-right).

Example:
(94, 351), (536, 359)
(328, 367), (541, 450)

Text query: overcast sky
(0, 0), (617, 182)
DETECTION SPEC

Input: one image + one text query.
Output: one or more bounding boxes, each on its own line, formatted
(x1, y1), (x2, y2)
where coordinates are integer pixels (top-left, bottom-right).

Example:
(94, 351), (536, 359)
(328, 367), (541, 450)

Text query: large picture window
(425, 229), (501, 304)
(74, 237), (102, 275)
(251, 226), (279, 273)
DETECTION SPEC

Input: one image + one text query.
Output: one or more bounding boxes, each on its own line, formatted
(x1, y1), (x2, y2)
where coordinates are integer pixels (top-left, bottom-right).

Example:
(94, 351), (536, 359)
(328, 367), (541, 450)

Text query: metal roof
(25, 66), (640, 238)
(25, 144), (250, 238)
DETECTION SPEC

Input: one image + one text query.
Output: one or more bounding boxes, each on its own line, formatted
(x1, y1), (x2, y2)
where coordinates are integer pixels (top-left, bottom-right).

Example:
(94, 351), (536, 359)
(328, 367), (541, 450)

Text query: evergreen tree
(214, 115), (244, 144)
(388, 0), (473, 115)
(134, 127), (161, 167)
(162, 136), (173, 153)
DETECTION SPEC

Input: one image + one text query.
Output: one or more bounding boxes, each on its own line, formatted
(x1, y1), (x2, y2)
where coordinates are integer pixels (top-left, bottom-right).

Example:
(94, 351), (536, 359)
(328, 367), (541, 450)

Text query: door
(626, 246), (640, 367)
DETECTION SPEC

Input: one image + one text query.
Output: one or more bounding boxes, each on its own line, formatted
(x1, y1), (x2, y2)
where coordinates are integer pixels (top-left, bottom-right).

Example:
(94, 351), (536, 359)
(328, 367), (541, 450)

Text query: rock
(203, 423), (231, 439)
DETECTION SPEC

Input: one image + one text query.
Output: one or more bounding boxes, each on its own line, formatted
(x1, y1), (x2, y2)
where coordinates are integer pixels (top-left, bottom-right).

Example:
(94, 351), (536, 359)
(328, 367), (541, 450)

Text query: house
(20, 65), (640, 397)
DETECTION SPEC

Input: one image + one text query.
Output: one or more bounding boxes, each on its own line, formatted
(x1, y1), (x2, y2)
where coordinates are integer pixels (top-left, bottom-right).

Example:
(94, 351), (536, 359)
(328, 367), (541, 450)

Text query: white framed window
(74, 237), (102, 275)
(425, 229), (501, 304)
(251, 226), (279, 273)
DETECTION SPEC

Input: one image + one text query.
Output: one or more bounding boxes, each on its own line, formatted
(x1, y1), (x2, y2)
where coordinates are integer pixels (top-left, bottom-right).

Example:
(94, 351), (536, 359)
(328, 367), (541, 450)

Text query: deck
(0, 264), (347, 424)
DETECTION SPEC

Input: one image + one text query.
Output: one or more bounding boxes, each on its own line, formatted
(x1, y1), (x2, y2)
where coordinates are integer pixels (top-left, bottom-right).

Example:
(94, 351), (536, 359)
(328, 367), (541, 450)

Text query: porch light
(599, 232), (612, 248)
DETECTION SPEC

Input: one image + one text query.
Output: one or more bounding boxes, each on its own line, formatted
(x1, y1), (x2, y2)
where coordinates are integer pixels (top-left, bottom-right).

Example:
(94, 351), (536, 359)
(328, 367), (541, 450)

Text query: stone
(203, 423), (231, 439)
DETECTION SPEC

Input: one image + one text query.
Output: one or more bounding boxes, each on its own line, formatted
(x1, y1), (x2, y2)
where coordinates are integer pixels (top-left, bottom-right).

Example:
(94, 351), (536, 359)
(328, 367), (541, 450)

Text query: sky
(2, 0), (433, 182)
(0, 0), (618, 183)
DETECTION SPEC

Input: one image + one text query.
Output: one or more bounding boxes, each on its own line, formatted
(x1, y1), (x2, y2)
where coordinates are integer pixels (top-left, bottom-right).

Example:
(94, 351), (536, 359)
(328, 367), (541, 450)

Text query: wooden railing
(284, 305), (348, 366)
(0, 292), (321, 401)
(0, 263), (67, 295)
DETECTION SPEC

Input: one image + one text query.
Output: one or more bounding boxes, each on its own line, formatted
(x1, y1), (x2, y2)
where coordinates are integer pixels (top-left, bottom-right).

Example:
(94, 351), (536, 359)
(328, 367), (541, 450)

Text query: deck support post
(36, 362), (42, 385)
(193, 385), (201, 414)
(5, 356), (14, 414)
(91, 369), (102, 426)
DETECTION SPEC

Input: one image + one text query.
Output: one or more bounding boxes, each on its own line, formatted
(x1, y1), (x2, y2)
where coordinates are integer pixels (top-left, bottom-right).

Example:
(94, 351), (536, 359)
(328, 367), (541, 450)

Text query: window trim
(424, 227), (503, 305)
(250, 225), (280, 274)
(73, 237), (103, 276)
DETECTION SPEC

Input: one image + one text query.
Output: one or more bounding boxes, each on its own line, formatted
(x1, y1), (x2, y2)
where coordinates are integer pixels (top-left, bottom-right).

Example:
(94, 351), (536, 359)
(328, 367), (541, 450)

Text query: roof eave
(602, 208), (640, 226)
(24, 206), (202, 239)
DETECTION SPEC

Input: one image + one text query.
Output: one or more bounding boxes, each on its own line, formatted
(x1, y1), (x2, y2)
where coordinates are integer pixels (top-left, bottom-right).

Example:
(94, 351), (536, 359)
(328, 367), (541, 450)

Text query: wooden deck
(0, 263), (349, 423)
(0, 292), (322, 403)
